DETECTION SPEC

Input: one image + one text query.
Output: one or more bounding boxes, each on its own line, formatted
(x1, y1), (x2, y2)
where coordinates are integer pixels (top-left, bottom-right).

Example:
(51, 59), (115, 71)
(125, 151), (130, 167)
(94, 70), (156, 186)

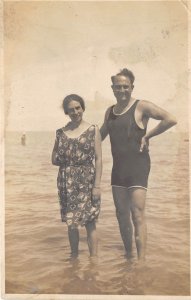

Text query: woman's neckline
(62, 125), (93, 139)
(113, 99), (138, 116)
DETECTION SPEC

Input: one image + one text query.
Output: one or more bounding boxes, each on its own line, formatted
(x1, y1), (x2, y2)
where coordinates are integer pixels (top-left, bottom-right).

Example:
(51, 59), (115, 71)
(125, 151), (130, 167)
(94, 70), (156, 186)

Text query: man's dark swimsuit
(106, 100), (150, 189)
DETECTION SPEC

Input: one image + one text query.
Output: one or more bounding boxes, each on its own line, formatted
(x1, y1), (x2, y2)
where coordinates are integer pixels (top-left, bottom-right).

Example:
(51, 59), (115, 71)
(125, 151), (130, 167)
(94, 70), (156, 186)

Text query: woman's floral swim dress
(55, 125), (100, 228)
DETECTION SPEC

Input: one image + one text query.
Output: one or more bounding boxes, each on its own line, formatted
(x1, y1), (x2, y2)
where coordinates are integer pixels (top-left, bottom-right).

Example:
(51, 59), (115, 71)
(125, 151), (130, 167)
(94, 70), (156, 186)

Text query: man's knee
(115, 207), (131, 225)
(131, 207), (145, 226)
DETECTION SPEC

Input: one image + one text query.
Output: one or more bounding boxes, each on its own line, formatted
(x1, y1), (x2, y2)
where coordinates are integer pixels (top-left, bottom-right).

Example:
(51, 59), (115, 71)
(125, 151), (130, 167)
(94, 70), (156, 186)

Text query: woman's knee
(85, 220), (96, 233)
(68, 224), (79, 233)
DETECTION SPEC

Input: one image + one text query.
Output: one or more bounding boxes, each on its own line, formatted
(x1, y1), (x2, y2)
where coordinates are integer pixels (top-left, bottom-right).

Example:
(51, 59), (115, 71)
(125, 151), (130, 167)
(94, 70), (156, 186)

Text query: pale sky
(4, 1), (189, 131)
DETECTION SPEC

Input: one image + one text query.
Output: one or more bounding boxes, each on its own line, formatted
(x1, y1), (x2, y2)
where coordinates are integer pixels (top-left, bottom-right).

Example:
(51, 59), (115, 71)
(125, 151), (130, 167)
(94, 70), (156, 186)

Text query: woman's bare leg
(85, 220), (98, 257)
(68, 226), (79, 257)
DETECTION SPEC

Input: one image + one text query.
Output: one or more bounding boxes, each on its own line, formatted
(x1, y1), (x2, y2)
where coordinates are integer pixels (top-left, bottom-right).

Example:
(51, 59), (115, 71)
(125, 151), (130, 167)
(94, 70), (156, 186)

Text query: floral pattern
(55, 125), (100, 227)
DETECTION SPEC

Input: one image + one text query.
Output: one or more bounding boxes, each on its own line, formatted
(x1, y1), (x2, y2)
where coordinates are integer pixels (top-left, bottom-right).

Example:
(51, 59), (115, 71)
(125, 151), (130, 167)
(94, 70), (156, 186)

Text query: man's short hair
(111, 68), (135, 85)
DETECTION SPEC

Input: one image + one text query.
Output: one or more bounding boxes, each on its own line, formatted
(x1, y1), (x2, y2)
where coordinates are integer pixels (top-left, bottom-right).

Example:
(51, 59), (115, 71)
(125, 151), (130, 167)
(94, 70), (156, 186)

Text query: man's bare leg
(129, 188), (147, 260)
(112, 186), (133, 257)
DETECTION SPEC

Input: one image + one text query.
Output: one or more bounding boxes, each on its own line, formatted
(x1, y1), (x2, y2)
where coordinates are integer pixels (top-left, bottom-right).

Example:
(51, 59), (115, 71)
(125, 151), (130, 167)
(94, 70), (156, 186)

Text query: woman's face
(67, 100), (84, 123)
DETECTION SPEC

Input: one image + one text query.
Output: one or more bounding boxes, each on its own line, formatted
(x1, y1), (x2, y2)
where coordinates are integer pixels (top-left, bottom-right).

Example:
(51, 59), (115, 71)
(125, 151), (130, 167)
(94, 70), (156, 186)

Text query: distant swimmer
(21, 133), (26, 145)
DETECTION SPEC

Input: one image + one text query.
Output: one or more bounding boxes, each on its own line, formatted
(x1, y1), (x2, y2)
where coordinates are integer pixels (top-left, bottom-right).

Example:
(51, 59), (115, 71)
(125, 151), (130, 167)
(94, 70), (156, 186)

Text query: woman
(52, 94), (102, 258)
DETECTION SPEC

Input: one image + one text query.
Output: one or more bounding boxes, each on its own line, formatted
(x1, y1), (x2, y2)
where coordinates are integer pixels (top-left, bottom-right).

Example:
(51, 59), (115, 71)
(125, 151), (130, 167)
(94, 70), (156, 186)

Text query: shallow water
(4, 131), (190, 295)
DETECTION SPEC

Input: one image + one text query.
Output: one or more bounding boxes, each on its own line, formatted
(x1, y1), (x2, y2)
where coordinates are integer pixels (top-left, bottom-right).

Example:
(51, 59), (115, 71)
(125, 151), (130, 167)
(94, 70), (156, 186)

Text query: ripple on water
(5, 132), (190, 295)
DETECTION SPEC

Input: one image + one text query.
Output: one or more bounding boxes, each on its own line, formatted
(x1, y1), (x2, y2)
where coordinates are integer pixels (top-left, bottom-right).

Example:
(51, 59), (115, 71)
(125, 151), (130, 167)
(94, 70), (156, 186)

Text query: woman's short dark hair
(62, 94), (85, 114)
(111, 68), (135, 85)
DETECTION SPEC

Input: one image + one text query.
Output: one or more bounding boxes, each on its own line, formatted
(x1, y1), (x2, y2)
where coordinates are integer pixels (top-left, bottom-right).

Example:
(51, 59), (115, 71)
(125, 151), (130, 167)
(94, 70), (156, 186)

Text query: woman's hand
(91, 187), (101, 207)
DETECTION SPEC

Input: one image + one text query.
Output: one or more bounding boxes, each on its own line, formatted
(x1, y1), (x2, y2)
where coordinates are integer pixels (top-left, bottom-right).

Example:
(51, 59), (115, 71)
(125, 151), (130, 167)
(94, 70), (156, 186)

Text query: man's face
(112, 75), (133, 102)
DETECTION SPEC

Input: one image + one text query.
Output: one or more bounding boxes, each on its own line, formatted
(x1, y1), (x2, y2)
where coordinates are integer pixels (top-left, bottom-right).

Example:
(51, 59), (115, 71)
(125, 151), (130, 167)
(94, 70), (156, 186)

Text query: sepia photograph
(1, 0), (190, 299)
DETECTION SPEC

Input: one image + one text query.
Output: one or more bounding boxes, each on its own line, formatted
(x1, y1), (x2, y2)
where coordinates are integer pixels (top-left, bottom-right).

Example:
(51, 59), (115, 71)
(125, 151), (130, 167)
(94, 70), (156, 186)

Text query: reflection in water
(59, 257), (100, 294)
(58, 255), (150, 295)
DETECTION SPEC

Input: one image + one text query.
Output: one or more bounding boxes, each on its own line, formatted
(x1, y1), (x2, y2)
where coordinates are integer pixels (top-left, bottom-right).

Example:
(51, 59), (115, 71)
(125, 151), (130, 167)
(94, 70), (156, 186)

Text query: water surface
(5, 131), (190, 295)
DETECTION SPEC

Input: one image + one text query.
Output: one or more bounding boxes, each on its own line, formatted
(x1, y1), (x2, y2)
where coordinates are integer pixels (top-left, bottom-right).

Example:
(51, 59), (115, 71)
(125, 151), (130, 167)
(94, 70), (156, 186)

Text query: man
(100, 68), (177, 260)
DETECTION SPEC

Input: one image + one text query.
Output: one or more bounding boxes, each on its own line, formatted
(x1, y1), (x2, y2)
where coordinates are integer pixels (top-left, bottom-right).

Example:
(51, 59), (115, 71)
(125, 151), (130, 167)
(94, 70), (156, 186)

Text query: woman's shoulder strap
(56, 128), (63, 137)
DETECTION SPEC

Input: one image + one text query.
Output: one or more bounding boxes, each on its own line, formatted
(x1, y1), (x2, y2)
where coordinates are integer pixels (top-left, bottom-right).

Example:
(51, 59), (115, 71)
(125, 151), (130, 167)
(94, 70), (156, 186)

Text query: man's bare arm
(139, 100), (177, 152)
(100, 107), (111, 141)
